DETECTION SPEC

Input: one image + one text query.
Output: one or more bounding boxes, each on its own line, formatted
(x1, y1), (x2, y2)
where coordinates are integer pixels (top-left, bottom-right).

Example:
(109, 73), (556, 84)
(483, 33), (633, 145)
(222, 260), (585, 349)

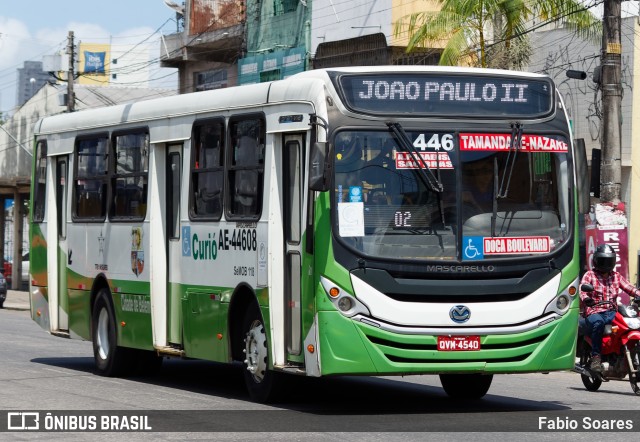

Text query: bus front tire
(241, 301), (281, 403)
(439, 373), (493, 399)
(92, 289), (133, 377)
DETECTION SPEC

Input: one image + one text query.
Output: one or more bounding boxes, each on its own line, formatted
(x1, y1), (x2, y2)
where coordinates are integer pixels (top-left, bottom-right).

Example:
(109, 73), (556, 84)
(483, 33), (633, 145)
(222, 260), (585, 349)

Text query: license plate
(437, 336), (481, 351)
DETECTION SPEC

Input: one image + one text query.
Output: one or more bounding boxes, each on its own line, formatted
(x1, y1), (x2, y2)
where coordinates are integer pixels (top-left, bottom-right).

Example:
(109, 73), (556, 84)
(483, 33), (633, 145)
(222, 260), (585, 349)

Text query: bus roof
(34, 76), (328, 137)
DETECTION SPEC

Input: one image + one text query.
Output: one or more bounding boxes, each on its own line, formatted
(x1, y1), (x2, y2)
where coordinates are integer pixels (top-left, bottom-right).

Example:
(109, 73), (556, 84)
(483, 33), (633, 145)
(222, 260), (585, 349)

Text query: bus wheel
(92, 288), (132, 377)
(439, 373), (493, 399)
(241, 301), (281, 402)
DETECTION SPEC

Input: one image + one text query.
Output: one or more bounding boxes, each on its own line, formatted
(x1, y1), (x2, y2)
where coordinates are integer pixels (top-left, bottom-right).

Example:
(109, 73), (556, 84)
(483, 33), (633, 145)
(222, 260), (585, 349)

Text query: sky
(0, 0), (181, 116)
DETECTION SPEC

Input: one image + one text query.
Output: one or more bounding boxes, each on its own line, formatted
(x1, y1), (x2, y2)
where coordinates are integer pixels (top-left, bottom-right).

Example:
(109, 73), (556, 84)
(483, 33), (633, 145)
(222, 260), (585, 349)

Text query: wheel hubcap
(244, 319), (267, 383)
(96, 308), (110, 360)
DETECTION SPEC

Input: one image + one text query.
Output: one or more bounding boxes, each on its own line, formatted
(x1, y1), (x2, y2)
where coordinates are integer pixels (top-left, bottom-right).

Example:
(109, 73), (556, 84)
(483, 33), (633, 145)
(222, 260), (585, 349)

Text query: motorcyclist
(579, 244), (640, 372)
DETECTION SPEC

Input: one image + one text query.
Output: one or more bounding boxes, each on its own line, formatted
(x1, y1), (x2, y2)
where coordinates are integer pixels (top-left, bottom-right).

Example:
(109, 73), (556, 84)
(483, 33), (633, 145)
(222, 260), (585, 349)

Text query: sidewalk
(2, 289), (30, 311)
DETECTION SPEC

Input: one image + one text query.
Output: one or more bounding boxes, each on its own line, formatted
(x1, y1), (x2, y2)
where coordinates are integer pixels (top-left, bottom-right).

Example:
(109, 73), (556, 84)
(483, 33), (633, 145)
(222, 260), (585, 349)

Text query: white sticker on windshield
(338, 202), (365, 237)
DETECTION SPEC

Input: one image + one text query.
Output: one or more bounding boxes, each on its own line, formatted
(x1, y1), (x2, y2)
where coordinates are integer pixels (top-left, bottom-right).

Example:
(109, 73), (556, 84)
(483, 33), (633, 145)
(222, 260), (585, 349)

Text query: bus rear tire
(241, 301), (281, 403)
(439, 373), (493, 399)
(92, 289), (133, 377)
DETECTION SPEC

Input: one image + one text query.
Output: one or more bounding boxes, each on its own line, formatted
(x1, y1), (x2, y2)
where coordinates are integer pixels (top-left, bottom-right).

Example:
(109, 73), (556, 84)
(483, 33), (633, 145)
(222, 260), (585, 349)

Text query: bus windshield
(333, 129), (570, 261)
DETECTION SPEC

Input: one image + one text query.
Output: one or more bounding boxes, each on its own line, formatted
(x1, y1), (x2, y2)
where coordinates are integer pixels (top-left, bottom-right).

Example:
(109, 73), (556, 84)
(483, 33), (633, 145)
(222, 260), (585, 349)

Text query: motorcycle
(574, 284), (640, 395)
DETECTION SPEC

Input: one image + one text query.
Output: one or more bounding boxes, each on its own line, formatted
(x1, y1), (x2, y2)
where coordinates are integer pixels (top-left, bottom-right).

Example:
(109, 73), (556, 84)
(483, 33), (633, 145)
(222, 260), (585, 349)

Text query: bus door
(283, 134), (306, 357)
(166, 144), (183, 345)
(48, 156), (69, 332)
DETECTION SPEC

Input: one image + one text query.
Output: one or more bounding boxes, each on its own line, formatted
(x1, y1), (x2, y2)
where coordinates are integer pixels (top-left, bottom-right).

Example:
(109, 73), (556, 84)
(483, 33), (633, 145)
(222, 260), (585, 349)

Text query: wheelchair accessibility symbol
(463, 236), (484, 260)
(182, 226), (192, 256)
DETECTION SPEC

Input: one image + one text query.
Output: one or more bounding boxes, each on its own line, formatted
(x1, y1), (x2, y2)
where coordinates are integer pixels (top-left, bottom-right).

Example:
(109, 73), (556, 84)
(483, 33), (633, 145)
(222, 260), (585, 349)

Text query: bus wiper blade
(491, 156), (499, 237)
(497, 123), (523, 199)
(386, 122), (443, 193)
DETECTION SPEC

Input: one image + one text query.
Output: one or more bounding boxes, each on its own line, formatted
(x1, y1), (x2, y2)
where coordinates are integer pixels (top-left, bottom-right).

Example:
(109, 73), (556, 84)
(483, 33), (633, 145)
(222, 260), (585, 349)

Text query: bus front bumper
(316, 308), (579, 376)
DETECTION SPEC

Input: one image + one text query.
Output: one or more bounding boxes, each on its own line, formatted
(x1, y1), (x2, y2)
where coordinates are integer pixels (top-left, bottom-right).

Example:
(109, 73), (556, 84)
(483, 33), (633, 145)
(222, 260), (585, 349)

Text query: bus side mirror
(309, 142), (331, 192)
(574, 138), (590, 214)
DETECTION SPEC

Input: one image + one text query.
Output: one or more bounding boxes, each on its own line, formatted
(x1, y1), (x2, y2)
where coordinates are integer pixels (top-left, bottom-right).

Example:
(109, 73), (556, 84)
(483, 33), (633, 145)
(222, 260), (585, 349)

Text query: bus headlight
(337, 296), (354, 312)
(556, 294), (570, 310)
(543, 277), (579, 316)
(320, 276), (371, 318)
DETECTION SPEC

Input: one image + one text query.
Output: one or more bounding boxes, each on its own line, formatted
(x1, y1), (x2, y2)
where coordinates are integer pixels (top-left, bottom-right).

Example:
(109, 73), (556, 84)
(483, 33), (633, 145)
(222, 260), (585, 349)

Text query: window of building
(274, 0), (297, 15)
(74, 135), (109, 220)
(260, 69), (281, 82)
(226, 116), (265, 219)
(111, 131), (149, 220)
(190, 120), (225, 220)
(194, 69), (228, 91)
(32, 140), (47, 223)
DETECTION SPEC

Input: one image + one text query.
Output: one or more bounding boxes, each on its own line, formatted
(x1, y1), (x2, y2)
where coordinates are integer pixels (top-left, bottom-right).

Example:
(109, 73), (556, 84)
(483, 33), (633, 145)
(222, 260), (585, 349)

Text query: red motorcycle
(574, 284), (640, 395)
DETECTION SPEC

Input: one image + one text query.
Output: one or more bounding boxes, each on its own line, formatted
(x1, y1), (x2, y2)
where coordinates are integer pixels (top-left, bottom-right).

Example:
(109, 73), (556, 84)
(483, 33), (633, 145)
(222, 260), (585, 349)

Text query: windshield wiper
(386, 122), (443, 193)
(387, 121), (447, 229)
(491, 123), (523, 237)
(491, 156), (499, 237)
(497, 122), (523, 198)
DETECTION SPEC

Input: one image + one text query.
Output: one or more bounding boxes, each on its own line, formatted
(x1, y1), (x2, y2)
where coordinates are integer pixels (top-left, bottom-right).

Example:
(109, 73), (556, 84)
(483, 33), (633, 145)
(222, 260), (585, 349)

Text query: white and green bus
(29, 66), (589, 401)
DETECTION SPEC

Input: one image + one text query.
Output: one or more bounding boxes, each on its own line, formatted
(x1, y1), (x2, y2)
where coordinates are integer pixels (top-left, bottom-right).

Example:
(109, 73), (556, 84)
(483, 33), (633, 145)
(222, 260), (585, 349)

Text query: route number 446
(413, 133), (454, 151)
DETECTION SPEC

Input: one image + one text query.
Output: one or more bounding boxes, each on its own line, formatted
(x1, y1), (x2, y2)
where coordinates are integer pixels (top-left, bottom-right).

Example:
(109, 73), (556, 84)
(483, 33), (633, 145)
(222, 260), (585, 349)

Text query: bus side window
(75, 136), (108, 220)
(227, 116), (264, 219)
(111, 131), (149, 220)
(77, 181), (105, 218)
(190, 119), (224, 220)
(32, 140), (48, 222)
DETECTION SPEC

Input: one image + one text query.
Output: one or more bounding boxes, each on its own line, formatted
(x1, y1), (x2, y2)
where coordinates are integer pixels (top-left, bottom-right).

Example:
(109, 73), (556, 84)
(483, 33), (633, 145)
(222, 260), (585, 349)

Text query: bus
(29, 66), (590, 402)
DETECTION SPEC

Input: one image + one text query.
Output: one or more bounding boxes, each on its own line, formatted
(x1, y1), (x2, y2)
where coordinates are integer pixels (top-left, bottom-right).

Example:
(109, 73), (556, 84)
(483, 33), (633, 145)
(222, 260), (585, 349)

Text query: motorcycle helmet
(592, 244), (617, 273)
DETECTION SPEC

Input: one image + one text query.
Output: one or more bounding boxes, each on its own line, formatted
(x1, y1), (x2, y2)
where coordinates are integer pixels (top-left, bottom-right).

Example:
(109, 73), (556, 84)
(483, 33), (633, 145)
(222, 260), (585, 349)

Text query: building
(160, 0), (310, 89)
(77, 42), (151, 88)
(16, 61), (50, 107)
(528, 17), (639, 282)
(237, 0), (310, 84)
(160, 0), (245, 92)
(311, 0), (441, 68)
(160, 1), (441, 91)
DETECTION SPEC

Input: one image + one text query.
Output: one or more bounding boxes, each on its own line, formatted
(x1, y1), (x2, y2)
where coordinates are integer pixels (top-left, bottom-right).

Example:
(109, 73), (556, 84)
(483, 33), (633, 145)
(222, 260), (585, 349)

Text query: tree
(395, 0), (600, 69)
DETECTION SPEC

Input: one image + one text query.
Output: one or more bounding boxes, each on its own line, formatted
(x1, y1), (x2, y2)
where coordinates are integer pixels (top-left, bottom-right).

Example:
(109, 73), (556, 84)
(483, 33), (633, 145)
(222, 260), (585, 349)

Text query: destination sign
(336, 74), (554, 118)
(460, 133), (568, 152)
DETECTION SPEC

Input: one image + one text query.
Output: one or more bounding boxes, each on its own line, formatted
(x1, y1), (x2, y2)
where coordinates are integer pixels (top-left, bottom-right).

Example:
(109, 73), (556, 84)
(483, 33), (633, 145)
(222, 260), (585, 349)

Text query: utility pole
(66, 31), (75, 112)
(600, 0), (622, 203)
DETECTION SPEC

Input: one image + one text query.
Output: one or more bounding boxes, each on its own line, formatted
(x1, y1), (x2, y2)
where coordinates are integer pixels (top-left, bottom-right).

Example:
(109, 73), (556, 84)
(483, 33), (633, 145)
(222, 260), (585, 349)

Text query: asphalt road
(1, 301), (640, 441)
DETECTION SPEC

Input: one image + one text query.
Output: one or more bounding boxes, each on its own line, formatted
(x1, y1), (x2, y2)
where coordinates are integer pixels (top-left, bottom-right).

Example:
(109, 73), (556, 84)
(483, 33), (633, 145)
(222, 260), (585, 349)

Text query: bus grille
(362, 331), (549, 365)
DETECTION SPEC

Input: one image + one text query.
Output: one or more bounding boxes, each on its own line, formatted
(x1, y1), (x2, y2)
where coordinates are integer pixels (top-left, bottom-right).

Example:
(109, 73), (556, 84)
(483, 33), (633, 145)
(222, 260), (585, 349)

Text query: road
(1, 304), (639, 441)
